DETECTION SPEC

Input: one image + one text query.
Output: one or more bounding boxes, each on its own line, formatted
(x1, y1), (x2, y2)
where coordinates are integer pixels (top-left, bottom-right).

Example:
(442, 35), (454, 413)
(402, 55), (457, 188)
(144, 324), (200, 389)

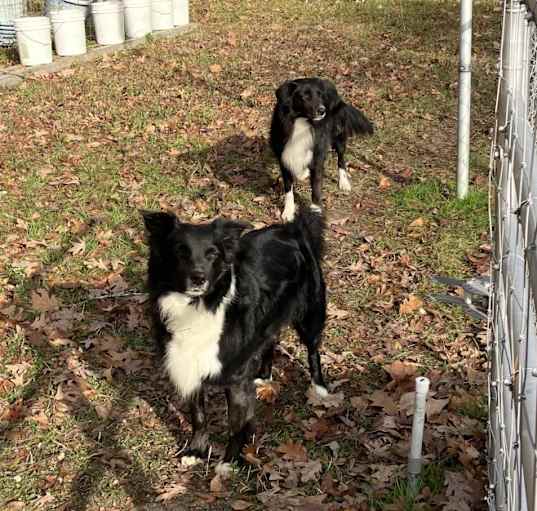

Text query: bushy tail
(293, 206), (325, 262)
(342, 103), (374, 138)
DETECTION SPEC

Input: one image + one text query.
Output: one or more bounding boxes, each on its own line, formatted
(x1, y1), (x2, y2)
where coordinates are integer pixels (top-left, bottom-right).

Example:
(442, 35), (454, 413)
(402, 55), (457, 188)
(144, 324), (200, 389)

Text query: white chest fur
(159, 278), (235, 398)
(282, 118), (314, 181)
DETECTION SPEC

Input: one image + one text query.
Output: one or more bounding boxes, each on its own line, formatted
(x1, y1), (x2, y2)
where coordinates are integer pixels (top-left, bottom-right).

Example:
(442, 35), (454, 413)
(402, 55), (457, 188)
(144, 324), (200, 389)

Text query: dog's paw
(181, 455), (203, 467)
(254, 376), (273, 386)
(295, 167), (310, 181)
(215, 462), (236, 479)
(338, 168), (352, 192)
(311, 383), (329, 398)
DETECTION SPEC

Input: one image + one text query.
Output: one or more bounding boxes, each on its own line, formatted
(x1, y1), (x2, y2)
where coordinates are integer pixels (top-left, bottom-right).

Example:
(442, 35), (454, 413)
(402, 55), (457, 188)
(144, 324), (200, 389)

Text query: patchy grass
(0, 0), (497, 509)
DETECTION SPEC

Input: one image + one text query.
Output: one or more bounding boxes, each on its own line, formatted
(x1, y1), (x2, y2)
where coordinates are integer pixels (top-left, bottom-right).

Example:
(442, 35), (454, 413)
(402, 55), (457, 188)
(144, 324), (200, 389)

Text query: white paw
(215, 462), (236, 479)
(338, 168), (352, 192)
(254, 376), (273, 386)
(310, 204), (322, 214)
(181, 455), (202, 467)
(295, 167), (310, 181)
(312, 383), (329, 398)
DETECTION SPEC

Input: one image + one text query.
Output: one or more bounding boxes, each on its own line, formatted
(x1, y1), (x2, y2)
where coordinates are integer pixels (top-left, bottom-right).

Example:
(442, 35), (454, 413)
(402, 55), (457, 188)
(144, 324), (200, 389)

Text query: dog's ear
(214, 218), (252, 262)
(141, 210), (177, 239)
(322, 80), (342, 112)
(276, 80), (298, 104)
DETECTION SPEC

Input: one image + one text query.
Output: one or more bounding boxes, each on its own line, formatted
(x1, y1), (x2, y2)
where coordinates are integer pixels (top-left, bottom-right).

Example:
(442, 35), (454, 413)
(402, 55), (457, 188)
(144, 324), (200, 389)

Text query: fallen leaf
(369, 390), (398, 414)
(240, 86), (255, 99)
(227, 31), (238, 47)
(378, 175), (392, 191)
(299, 459), (322, 482)
(399, 294), (424, 314)
(35, 493), (55, 508)
(243, 444), (262, 465)
(5, 501), (25, 510)
(327, 302), (350, 320)
(305, 387), (345, 408)
(256, 380), (281, 403)
(230, 500), (252, 510)
(276, 441), (308, 462)
(31, 289), (60, 312)
(320, 473), (340, 496)
(210, 474), (224, 493)
(209, 64), (222, 74)
(156, 479), (190, 501)
(409, 217), (425, 229)
(68, 239), (86, 256)
(384, 360), (418, 382)
(58, 68), (75, 78)
(427, 397), (449, 418)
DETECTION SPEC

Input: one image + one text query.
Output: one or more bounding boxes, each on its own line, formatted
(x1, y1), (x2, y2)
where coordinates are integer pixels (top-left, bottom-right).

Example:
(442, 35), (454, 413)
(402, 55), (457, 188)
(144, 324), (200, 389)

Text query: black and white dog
(270, 77), (374, 221)
(142, 207), (328, 472)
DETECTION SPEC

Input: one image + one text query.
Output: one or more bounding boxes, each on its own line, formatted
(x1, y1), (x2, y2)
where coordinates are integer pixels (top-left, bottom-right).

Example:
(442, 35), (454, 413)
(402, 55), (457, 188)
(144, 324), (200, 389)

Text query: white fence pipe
(457, 0), (473, 199)
(408, 377), (430, 492)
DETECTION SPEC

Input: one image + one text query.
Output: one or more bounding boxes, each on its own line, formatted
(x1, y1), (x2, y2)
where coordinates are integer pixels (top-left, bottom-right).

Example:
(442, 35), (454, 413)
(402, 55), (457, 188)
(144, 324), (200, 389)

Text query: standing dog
(270, 77), (373, 221)
(142, 207), (328, 471)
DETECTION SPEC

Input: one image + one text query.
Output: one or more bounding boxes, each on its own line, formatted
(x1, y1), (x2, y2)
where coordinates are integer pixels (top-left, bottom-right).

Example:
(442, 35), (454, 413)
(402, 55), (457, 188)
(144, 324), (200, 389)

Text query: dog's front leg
(222, 381), (256, 464)
(310, 154), (326, 213)
(180, 388), (209, 466)
(281, 165), (296, 222)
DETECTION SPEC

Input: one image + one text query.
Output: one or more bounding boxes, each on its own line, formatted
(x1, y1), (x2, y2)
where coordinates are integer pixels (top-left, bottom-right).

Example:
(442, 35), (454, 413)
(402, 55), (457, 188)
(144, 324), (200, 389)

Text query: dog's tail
(293, 206), (325, 262)
(341, 103), (374, 138)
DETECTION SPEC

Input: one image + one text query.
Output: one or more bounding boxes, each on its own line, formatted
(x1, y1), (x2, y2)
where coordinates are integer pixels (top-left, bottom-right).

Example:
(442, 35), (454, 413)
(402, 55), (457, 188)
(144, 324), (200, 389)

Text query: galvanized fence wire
(489, 1), (537, 510)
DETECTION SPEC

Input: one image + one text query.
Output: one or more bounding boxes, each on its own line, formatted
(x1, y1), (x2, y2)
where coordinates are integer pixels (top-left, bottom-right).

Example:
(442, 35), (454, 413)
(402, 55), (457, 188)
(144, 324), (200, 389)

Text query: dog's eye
(175, 245), (190, 258)
(205, 248), (218, 260)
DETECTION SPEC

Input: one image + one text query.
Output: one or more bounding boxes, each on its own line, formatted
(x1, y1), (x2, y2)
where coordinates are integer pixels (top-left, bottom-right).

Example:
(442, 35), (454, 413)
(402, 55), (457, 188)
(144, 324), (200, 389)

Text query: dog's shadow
(178, 133), (280, 197)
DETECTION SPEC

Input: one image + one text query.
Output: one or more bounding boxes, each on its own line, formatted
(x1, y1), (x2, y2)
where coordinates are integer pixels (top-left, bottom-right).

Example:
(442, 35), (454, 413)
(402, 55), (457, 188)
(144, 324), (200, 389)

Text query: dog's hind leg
(181, 389), (209, 466)
(222, 381), (256, 465)
(281, 165), (296, 222)
(333, 137), (351, 192)
(294, 302), (328, 397)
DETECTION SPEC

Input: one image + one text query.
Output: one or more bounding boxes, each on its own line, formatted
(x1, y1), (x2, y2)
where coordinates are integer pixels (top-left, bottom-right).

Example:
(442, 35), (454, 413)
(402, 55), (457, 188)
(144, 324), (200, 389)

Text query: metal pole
(457, 0), (473, 199)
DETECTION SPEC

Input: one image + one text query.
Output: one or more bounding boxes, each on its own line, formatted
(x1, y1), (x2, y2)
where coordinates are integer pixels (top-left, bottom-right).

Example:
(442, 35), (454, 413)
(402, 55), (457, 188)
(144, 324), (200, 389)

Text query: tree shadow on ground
(177, 133), (280, 198)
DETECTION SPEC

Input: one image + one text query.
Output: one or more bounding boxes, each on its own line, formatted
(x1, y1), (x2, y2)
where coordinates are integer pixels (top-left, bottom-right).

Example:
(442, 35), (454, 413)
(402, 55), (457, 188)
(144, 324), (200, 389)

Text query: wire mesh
(489, 1), (537, 510)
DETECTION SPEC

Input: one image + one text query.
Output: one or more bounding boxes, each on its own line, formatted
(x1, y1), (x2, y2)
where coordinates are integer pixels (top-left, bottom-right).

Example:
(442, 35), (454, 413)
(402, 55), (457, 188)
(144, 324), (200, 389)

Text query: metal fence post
(457, 0), (473, 199)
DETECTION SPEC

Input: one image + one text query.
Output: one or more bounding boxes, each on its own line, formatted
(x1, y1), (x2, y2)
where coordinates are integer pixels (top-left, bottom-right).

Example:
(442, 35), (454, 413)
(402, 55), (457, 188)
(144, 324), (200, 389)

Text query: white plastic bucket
(91, 1), (125, 45)
(50, 9), (86, 56)
(151, 0), (173, 31)
(124, 0), (151, 39)
(14, 17), (53, 66)
(172, 0), (188, 26)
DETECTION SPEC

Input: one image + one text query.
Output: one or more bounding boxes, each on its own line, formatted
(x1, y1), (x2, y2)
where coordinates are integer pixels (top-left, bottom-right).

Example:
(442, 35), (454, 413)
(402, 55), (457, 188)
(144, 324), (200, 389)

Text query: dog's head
(275, 78), (342, 123)
(142, 211), (251, 297)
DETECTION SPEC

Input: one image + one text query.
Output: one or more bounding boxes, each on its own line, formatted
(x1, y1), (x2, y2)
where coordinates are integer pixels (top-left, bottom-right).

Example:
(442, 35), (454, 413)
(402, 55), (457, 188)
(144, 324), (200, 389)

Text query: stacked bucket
(0, 0), (24, 47)
(9, 0), (189, 66)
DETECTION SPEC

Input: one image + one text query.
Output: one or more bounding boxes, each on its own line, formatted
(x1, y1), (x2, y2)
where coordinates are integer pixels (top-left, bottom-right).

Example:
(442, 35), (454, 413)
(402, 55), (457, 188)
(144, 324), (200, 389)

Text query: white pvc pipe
(457, 0), (473, 200)
(408, 376), (430, 492)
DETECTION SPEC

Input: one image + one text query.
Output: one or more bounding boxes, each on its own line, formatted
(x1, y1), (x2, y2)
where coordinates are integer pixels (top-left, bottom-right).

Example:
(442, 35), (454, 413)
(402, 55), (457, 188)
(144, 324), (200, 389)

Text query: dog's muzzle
(313, 106), (326, 122)
(185, 281), (210, 297)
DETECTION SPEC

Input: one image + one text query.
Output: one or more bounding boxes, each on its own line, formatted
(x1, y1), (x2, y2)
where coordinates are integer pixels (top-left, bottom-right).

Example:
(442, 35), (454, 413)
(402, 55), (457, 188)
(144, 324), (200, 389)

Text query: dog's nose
(191, 271), (206, 287)
(317, 105), (326, 115)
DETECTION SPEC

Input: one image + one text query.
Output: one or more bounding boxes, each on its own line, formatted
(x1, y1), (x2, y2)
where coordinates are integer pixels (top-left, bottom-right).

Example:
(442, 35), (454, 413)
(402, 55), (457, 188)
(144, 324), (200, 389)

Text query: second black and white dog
(270, 77), (374, 221)
(142, 207), (328, 473)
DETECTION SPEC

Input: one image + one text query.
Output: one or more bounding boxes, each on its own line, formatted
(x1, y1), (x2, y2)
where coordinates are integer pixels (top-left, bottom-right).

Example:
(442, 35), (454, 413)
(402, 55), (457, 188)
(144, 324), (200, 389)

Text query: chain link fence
(489, 1), (537, 509)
